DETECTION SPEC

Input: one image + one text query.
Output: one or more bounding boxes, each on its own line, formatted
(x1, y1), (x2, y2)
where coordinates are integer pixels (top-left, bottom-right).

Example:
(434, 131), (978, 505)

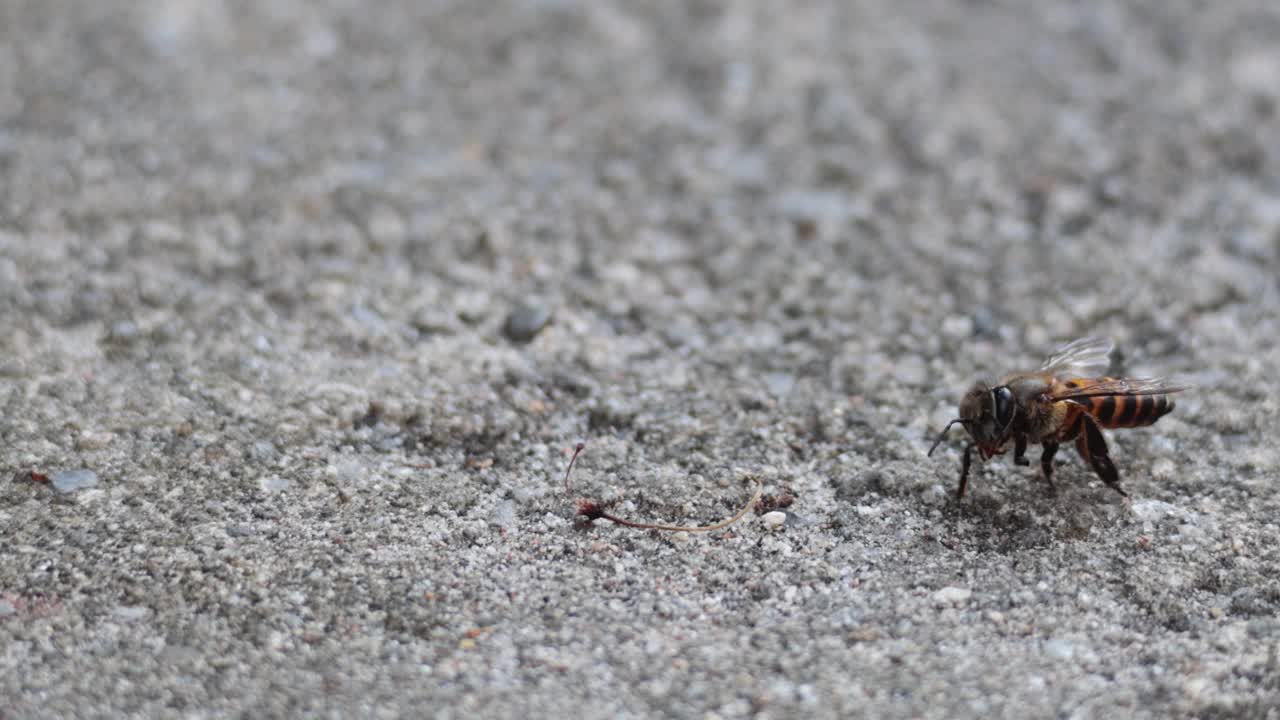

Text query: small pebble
(76, 432), (113, 451)
(1183, 677), (1213, 701)
(932, 586), (972, 606)
(113, 605), (150, 622)
(107, 321), (141, 343)
(0, 599), (15, 617)
(503, 302), (552, 342)
(763, 372), (796, 399)
(776, 188), (856, 222)
(51, 469), (99, 494)
(250, 440), (277, 461)
(1045, 638), (1076, 660)
(260, 475), (291, 493)
(1130, 498), (1180, 523)
(491, 500), (516, 528)
(350, 304), (388, 333)
(334, 458), (366, 486)
(941, 315), (973, 339)
(848, 625), (878, 643)
(971, 307), (997, 337)
(761, 511), (787, 529)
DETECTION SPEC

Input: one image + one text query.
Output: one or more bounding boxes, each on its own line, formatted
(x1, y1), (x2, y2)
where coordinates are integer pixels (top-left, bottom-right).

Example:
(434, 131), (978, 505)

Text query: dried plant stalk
(563, 442), (761, 533)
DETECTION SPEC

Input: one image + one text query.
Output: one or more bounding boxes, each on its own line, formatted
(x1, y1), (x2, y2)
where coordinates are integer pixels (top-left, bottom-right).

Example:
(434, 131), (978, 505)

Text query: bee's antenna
(927, 419), (967, 457)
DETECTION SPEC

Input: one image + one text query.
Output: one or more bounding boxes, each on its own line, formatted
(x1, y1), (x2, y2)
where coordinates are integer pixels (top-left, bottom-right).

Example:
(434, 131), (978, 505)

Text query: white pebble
(932, 586), (972, 606)
(1045, 638), (1076, 660)
(762, 511), (787, 529)
(942, 315), (973, 339)
(259, 475), (290, 493)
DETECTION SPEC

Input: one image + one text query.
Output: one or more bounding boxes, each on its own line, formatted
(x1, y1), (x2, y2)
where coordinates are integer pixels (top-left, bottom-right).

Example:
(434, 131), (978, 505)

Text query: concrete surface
(2, 1), (1280, 718)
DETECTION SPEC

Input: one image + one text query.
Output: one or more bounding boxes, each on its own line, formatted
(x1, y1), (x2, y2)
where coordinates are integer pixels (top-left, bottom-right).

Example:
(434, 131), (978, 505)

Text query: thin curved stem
(596, 476), (762, 533)
(564, 441), (762, 533)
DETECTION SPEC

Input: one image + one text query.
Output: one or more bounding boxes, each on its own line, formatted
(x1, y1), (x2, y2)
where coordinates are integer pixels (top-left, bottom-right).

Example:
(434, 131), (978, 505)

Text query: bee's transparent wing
(1039, 337), (1114, 376)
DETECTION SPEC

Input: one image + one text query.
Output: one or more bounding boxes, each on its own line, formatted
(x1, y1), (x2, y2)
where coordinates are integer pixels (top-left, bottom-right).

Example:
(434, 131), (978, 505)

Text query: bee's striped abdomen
(1076, 394), (1175, 429)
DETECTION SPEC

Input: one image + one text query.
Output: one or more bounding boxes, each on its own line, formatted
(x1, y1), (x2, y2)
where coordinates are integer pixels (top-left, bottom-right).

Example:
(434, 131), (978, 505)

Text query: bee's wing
(1049, 376), (1189, 400)
(1039, 337), (1114, 376)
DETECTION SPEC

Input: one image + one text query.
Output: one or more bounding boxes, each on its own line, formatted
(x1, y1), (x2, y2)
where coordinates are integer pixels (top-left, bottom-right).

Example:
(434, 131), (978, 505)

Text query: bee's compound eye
(992, 387), (1014, 426)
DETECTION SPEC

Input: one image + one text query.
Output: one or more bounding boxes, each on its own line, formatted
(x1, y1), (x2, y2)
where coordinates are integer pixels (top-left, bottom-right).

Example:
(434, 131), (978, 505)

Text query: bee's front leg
(1013, 434), (1030, 466)
(957, 443), (974, 500)
(1040, 441), (1058, 494)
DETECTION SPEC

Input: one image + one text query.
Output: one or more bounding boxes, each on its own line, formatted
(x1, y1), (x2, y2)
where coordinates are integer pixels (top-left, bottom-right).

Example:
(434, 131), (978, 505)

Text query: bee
(928, 337), (1186, 499)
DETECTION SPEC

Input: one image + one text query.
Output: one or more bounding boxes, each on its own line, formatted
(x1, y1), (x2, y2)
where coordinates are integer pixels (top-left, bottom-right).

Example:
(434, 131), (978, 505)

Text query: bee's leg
(1040, 441), (1058, 493)
(1074, 414), (1126, 497)
(957, 443), (973, 500)
(1013, 434), (1030, 466)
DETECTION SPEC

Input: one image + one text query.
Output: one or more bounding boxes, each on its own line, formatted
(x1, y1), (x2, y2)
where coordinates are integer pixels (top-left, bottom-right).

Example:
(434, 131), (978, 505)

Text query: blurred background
(2, 1), (1278, 717)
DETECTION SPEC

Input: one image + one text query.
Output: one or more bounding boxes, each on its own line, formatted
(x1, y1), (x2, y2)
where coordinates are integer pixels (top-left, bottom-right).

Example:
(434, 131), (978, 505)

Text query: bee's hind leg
(1074, 415), (1126, 497)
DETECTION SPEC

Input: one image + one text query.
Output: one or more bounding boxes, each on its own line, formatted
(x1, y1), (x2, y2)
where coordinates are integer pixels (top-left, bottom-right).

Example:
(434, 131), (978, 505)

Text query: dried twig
(563, 442), (762, 533)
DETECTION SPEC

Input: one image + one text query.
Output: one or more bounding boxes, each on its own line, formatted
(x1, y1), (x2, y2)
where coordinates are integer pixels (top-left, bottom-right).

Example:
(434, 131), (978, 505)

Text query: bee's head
(929, 381), (1015, 459)
(959, 381), (1015, 452)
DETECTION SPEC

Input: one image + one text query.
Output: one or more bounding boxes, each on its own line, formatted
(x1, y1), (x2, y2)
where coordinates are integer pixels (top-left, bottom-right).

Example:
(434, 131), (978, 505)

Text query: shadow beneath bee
(937, 481), (1130, 554)
(832, 456), (1133, 555)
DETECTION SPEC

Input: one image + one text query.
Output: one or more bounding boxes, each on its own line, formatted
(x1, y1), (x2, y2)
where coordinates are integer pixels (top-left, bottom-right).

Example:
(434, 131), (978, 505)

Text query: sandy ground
(3, 1), (1280, 718)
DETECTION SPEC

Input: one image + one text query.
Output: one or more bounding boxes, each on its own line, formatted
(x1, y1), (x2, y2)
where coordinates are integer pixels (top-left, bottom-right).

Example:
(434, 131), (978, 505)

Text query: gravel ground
(3, 1), (1280, 718)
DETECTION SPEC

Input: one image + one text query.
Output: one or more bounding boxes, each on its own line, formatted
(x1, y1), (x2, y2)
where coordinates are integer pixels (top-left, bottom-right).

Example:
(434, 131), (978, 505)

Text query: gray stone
(51, 469), (99, 494)
(503, 302), (553, 343)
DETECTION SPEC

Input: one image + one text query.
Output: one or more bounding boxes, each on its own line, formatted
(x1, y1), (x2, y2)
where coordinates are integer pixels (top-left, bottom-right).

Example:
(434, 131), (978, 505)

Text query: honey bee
(928, 337), (1186, 499)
